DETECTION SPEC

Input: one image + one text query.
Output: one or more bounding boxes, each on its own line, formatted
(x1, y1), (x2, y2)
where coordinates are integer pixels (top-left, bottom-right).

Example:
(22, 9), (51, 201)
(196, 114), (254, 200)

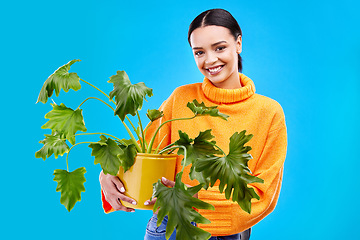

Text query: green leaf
(37, 59), (81, 104)
(188, 165), (210, 190)
(146, 109), (164, 122)
(53, 167), (86, 212)
(175, 130), (221, 165)
(35, 132), (70, 160)
(153, 172), (214, 240)
(174, 130), (221, 188)
(187, 100), (229, 120)
(89, 136), (122, 176)
(41, 103), (87, 145)
(108, 71), (153, 121)
(194, 131), (264, 214)
(118, 144), (137, 172)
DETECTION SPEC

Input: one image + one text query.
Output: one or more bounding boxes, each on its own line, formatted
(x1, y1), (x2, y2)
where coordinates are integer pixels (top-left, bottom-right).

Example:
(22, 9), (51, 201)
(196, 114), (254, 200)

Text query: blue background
(1, 0), (359, 239)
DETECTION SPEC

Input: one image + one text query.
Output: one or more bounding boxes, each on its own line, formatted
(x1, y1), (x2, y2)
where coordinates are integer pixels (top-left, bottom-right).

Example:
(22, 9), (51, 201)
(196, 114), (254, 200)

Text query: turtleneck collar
(201, 73), (256, 104)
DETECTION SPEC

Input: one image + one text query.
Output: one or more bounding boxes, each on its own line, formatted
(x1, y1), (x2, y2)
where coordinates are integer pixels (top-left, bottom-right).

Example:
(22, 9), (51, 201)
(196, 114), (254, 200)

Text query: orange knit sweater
(101, 73), (287, 236)
(145, 73), (287, 236)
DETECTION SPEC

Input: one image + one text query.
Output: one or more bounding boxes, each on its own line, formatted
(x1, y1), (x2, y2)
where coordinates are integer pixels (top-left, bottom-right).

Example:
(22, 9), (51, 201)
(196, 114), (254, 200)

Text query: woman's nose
(205, 52), (218, 65)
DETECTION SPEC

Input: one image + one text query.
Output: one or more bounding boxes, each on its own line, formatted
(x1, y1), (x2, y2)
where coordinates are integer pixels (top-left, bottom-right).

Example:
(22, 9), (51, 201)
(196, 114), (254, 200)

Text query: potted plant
(36, 59), (264, 240)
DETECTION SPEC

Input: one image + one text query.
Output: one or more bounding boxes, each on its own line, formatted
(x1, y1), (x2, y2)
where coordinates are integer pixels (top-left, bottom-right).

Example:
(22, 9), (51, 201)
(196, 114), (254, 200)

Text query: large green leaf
(89, 136), (122, 176)
(152, 172), (215, 240)
(37, 59), (81, 104)
(41, 103), (87, 145)
(174, 130), (221, 188)
(53, 167), (86, 212)
(118, 144), (137, 172)
(108, 71), (153, 121)
(187, 100), (229, 120)
(194, 131), (264, 214)
(35, 132), (70, 160)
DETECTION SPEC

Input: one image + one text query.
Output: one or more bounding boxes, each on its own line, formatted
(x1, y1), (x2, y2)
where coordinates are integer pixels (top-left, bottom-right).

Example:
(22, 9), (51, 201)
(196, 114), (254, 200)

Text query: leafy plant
(36, 60), (263, 240)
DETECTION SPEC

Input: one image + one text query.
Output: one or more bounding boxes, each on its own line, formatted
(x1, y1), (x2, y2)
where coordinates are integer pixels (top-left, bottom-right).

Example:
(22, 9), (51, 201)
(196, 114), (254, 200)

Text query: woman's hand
(144, 177), (198, 210)
(99, 170), (137, 212)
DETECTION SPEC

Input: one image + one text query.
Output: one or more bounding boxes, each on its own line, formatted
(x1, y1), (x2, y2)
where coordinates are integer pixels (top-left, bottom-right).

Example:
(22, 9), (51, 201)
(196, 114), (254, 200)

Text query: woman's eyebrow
(192, 41), (227, 50)
(211, 40), (227, 46)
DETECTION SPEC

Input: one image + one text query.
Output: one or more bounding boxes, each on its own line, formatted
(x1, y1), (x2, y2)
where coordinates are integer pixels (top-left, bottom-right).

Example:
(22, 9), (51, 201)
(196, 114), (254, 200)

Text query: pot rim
(135, 152), (177, 158)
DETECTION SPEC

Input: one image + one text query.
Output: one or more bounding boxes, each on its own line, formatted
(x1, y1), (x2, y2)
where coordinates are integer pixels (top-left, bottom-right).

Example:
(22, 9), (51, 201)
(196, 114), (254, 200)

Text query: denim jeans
(144, 213), (251, 240)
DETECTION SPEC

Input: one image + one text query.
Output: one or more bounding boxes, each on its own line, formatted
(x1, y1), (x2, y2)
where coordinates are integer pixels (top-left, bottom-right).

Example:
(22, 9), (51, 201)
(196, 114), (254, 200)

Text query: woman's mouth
(206, 65), (224, 75)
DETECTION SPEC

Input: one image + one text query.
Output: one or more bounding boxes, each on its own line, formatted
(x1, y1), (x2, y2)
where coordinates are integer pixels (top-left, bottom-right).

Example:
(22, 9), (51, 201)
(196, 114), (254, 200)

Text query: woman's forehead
(189, 25), (234, 47)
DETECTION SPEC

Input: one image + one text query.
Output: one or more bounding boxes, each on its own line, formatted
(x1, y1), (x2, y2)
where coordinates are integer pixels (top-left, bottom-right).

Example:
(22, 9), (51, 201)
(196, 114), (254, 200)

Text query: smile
(206, 65), (224, 75)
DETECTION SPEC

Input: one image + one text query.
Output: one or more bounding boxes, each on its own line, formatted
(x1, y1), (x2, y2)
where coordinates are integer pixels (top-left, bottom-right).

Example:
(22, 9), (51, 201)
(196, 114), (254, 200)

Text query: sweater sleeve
(197, 107), (287, 235)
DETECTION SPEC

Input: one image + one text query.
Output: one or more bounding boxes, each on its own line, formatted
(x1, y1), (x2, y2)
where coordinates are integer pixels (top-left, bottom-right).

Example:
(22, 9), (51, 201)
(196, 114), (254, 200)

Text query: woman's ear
(236, 35), (242, 54)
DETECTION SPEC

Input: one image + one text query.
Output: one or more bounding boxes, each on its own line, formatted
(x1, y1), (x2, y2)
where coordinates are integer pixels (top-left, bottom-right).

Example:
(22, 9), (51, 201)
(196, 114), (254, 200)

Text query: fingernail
(132, 201), (137, 205)
(130, 209), (135, 212)
(144, 201), (149, 205)
(162, 177), (167, 181)
(120, 187), (125, 193)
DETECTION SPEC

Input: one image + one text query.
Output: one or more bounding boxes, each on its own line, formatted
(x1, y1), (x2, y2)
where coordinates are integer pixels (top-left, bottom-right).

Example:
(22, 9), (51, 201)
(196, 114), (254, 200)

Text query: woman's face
(189, 25), (242, 89)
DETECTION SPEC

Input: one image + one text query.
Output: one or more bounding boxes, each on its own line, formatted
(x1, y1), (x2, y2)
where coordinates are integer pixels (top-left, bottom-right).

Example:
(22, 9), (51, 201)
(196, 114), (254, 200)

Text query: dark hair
(188, 9), (243, 72)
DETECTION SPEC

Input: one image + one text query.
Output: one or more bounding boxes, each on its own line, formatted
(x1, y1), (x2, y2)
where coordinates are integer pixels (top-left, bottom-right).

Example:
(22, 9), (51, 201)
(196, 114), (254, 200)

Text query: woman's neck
(211, 72), (242, 89)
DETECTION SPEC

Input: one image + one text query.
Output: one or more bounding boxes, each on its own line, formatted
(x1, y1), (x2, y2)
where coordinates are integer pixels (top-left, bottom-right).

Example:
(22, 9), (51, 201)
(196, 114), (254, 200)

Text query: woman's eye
(195, 51), (204, 57)
(216, 46), (226, 51)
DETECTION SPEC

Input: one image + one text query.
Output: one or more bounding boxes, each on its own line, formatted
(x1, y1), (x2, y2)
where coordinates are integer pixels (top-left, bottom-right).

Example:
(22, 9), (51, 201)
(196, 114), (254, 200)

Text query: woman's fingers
(104, 184), (137, 211)
(105, 192), (136, 212)
(143, 177), (175, 206)
(111, 174), (127, 193)
(99, 170), (137, 212)
(144, 197), (157, 206)
(161, 177), (175, 187)
(118, 191), (138, 206)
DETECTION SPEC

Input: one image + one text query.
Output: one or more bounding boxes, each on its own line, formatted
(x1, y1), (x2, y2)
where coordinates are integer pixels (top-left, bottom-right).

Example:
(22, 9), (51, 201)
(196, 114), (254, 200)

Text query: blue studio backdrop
(0, 0), (359, 239)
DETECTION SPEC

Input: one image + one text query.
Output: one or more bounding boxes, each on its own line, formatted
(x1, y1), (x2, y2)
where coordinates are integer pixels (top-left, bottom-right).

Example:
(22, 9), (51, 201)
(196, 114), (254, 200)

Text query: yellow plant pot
(117, 153), (177, 210)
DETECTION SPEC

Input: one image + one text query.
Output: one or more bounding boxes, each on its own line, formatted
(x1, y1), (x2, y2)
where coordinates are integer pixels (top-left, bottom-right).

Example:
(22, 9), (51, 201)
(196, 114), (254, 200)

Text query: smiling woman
(99, 8), (287, 240)
(188, 8), (243, 87)
(189, 26), (242, 89)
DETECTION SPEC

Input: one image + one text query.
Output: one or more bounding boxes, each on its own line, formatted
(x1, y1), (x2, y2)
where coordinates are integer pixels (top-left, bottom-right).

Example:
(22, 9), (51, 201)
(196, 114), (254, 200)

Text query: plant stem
(66, 141), (96, 172)
(159, 145), (187, 172)
(125, 116), (137, 133)
(77, 97), (115, 111)
(154, 134), (168, 154)
(123, 121), (142, 152)
(211, 142), (226, 156)
(80, 79), (113, 103)
(158, 144), (176, 155)
(143, 122), (152, 151)
(147, 116), (196, 153)
(160, 142), (175, 152)
(80, 79), (140, 152)
(125, 115), (142, 148)
(179, 146), (188, 172)
(137, 112), (146, 152)
(144, 121), (152, 137)
(166, 148), (176, 155)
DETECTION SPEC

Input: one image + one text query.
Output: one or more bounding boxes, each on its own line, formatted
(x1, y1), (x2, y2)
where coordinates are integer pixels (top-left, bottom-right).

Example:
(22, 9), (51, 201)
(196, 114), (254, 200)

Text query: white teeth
(207, 66), (222, 73)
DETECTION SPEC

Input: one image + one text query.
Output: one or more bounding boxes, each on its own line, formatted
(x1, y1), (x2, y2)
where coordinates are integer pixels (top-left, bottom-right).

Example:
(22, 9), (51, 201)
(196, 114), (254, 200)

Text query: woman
(99, 8), (287, 240)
